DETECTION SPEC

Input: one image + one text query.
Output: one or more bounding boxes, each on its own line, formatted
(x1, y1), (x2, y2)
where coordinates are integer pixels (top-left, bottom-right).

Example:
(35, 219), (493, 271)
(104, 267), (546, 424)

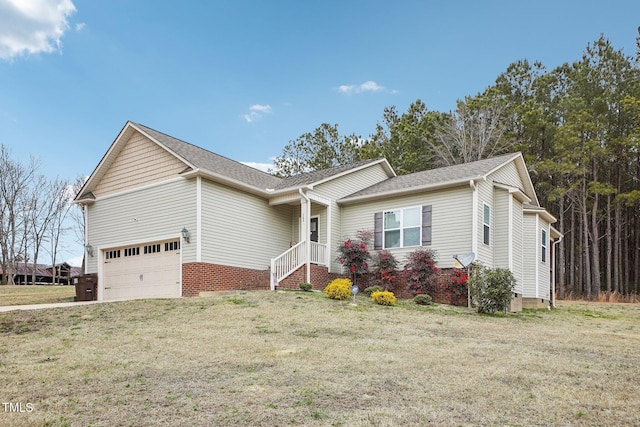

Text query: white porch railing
(310, 241), (327, 266)
(271, 241), (305, 290)
(270, 241), (327, 290)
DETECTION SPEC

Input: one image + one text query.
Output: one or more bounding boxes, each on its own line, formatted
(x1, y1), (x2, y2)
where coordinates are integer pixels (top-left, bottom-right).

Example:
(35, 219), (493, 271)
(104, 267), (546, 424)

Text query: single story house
(1, 262), (82, 285)
(74, 121), (560, 309)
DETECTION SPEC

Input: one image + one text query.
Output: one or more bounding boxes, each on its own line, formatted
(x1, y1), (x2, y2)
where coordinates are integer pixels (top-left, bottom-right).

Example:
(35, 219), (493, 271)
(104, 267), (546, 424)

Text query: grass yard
(0, 285), (76, 306)
(0, 291), (639, 426)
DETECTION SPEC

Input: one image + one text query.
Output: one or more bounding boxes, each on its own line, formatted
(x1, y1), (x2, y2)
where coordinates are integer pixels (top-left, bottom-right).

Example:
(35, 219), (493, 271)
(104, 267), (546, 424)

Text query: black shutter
(422, 205), (432, 246)
(374, 212), (383, 250)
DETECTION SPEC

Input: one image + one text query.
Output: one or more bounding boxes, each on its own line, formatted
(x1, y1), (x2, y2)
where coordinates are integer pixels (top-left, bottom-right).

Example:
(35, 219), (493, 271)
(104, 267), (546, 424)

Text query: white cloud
(240, 161), (274, 173)
(337, 80), (391, 95)
(242, 104), (273, 123)
(66, 255), (83, 267)
(250, 104), (272, 113)
(75, 22), (85, 31)
(0, 0), (77, 61)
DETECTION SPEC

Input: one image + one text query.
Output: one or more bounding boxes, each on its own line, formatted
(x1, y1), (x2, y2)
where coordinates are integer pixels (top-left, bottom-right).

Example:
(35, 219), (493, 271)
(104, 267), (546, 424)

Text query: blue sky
(1, 0), (639, 264)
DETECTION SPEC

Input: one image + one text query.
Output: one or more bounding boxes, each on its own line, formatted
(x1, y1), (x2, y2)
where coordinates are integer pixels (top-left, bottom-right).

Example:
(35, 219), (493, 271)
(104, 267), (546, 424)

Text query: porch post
(299, 189), (311, 284)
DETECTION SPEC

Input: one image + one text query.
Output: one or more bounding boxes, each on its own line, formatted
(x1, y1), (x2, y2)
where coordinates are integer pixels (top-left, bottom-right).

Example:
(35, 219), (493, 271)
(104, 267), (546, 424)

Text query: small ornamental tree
(336, 230), (372, 286)
(405, 248), (439, 296)
(371, 250), (399, 291)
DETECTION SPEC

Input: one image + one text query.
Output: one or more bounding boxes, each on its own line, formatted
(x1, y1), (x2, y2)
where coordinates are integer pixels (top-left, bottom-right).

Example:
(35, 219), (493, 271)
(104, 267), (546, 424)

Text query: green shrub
(413, 294), (433, 305)
(363, 285), (383, 296)
(299, 282), (313, 291)
(324, 278), (352, 300)
(371, 290), (397, 306)
(468, 265), (515, 314)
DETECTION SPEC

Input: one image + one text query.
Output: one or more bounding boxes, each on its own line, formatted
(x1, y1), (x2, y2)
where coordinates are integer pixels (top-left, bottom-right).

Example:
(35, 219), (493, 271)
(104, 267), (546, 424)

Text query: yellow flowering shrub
(371, 290), (397, 306)
(324, 278), (352, 300)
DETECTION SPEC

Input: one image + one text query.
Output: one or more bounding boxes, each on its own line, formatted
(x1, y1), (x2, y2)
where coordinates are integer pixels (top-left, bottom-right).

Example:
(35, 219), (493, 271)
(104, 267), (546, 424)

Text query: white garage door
(102, 240), (181, 300)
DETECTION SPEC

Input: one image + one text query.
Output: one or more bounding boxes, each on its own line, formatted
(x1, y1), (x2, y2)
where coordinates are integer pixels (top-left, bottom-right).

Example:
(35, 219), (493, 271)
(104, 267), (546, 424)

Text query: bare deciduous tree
(426, 100), (515, 167)
(0, 145), (39, 285)
(27, 176), (70, 285)
(46, 179), (73, 285)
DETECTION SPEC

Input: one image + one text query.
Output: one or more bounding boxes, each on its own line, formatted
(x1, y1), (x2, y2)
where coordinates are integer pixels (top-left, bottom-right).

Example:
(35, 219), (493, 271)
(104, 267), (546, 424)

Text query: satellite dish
(453, 252), (476, 268)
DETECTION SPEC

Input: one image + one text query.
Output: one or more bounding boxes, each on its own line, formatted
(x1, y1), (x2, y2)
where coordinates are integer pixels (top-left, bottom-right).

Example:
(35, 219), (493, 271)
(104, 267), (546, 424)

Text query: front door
(310, 217), (319, 242)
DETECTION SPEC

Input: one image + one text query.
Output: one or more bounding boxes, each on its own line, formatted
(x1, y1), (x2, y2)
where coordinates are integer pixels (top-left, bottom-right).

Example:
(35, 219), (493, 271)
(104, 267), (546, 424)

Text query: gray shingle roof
(133, 122), (283, 190)
(134, 122), (390, 193)
(274, 159), (385, 190)
(340, 153), (522, 202)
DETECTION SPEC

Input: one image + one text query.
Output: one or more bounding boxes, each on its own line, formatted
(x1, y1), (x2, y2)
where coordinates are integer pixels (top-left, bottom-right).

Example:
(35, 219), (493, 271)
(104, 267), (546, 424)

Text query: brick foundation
(276, 264), (340, 291)
(181, 262), (469, 307)
(360, 268), (468, 306)
(182, 263), (270, 296)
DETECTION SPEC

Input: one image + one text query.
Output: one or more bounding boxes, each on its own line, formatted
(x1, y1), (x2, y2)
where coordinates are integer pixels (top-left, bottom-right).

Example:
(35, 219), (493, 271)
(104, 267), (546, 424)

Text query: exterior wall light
(85, 244), (94, 257)
(181, 227), (190, 243)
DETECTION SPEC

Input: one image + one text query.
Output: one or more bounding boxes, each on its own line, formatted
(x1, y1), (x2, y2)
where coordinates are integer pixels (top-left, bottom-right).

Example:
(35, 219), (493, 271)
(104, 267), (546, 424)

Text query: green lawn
(0, 290), (639, 426)
(0, 285), (76, 306)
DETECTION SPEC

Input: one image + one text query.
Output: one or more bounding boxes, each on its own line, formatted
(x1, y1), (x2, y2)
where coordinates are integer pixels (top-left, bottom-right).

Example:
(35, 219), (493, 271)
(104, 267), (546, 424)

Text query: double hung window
(383, 206), (421, 249)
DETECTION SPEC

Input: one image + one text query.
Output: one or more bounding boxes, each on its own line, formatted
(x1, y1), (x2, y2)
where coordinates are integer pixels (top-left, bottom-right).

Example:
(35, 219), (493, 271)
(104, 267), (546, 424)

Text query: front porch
(268, 189), (333, 289)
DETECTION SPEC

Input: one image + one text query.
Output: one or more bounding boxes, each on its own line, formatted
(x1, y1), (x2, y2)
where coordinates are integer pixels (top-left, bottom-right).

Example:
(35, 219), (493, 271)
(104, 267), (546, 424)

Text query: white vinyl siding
(200, 179), (293, 270)
(94, 131), (187, 198)
(312, 163), (391, 273)
(488, 161), (524, 191)
(341, 185), (472, 269)
(475, 180), (494, 265)
(522, 213), (538, 298)
(537, 221), (551, 300)
(512, 198), (524, 294)
(86, 178), (196, 274)
(493, 190), (509, 268)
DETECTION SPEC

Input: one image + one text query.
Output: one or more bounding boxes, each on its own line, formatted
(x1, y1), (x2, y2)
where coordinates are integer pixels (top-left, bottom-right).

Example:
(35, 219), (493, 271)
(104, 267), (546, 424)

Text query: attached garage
(102, 239), (182, 300)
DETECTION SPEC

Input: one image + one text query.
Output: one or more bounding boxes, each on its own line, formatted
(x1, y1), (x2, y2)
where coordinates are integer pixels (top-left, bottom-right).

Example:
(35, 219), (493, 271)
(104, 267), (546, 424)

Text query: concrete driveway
(0, 301), (101, 313)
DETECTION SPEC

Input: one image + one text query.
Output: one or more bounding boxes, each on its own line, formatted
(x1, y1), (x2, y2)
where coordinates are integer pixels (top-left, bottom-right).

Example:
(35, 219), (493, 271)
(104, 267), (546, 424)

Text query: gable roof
(338, 152), (539, 205)
(75, 121), (393, 202)
(132, 122), (283, 191)
(273, 158), (394, 191)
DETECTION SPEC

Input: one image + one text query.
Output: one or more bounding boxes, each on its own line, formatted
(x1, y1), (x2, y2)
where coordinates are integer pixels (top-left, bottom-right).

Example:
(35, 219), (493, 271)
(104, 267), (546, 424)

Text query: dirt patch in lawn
(0, 291), (639, 426)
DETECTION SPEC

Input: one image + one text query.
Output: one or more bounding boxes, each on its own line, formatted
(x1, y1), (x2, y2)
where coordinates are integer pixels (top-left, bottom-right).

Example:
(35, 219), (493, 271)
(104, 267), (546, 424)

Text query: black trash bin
(74, 274), (98, 301)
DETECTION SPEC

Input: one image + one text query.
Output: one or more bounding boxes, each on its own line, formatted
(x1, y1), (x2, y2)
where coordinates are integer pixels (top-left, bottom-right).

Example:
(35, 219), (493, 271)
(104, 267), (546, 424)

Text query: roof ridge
(338, 152), (524, 203)
(131, 121), (281, 179)
(275, 158), (387, 190)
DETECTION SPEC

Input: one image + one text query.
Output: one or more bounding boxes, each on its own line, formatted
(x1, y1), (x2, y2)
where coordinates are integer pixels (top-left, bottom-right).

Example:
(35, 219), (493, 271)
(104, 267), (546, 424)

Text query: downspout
(551, 234), (564, 309)
(469, 179), (478, 310)
(196, 176), (202, 262)
(83, 204), (89, 275)
(299, 188), (311, 284)
(470, 180), (478, 255)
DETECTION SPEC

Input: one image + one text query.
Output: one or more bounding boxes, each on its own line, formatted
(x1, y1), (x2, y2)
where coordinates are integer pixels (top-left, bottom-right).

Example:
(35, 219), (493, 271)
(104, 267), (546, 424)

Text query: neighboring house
(74, 121), (560, 309)
(0, 262), (82, 285)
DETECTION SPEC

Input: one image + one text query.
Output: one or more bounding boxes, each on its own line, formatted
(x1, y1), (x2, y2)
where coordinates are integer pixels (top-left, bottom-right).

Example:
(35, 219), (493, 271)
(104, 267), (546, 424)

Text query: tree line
(273, 33), (640, 298)
(0, 145), (83, 285)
